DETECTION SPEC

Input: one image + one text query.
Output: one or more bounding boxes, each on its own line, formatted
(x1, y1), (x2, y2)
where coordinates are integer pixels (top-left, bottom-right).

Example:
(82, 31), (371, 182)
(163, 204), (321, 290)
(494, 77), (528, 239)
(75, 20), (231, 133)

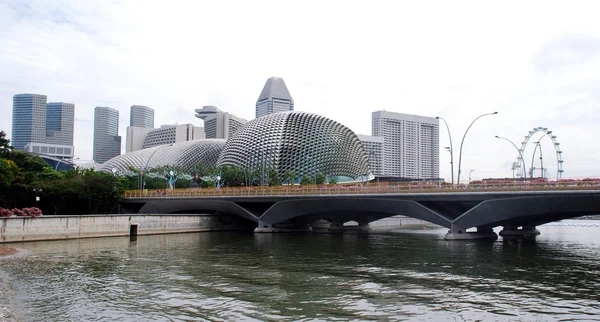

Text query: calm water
(1, 220), (600, 321)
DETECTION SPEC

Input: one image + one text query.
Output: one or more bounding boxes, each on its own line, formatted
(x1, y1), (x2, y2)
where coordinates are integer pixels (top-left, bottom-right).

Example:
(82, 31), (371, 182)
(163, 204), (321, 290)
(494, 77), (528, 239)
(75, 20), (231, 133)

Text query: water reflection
(1, 221), (599, 321)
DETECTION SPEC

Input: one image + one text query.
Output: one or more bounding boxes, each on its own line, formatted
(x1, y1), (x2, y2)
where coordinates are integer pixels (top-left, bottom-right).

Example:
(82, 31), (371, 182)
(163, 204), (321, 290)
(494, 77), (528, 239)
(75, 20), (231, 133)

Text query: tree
(328, 177), (338, 185)
(315, 172), (326, 185)
(0, 130), (13, 158)
(220, 165), (244, 187)
(300, 175), (313, 186)
(283, 170), (296, 185)
(0, 159), (18, 188)
(268, 168), (282, 186)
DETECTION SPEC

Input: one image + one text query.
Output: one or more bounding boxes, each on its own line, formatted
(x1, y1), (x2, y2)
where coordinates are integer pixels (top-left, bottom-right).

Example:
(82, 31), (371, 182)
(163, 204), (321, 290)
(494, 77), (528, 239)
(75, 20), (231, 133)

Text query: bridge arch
(258, 198), (452, 228)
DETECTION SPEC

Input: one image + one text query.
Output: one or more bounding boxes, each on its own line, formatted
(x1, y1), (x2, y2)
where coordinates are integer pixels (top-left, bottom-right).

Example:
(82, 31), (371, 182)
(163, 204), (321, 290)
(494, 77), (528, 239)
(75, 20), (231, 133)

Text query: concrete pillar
(254, 221), (312, 233)
(444, 223), (498, 241)
(499, 224), (540, 237)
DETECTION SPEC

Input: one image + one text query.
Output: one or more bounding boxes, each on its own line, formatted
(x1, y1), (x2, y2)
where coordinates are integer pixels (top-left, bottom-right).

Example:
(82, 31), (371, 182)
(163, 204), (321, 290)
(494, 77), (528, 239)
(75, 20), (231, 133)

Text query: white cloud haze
(1, 0), (600, 181)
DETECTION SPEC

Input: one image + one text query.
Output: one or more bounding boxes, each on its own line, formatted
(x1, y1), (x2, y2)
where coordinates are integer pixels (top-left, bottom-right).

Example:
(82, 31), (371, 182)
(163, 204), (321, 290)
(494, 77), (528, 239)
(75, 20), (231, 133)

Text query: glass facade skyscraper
(46, 102), (75, 146)
(130, 105), (154, 128)
(255, 77), (294, 119)
(93, 106), (121, 163)
(12, 94), (47, 150)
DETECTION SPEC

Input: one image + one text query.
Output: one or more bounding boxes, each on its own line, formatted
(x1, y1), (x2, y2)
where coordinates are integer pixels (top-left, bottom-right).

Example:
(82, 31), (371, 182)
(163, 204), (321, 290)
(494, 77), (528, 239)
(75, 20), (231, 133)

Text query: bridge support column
(444, 223), (498, 241)
(254, 221), (312, 233)
(499, 224), (541, 237)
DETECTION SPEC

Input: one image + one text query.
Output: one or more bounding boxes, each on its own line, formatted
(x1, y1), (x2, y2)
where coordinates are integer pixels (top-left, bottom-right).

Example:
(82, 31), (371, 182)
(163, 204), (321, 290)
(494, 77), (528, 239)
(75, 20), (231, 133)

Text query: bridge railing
(123, 181), (600, 199)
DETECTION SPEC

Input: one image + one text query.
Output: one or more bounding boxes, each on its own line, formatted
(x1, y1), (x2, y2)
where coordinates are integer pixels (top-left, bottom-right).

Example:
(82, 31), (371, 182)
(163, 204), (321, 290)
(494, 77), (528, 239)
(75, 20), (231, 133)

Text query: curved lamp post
(436, 116), (454, 187)
(456, 112), (498, 186)
(139, 144), (173, 190)
(495, 135), (527, 178)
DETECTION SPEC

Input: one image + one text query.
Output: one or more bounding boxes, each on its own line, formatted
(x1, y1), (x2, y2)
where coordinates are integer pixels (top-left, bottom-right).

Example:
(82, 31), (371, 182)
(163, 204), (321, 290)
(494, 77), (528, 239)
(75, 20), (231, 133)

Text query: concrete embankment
(0, 214), (252, 243)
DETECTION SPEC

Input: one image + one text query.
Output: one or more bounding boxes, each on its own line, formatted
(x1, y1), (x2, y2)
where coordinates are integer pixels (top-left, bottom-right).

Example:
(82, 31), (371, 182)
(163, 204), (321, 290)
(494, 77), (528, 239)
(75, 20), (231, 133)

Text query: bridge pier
(499, 224), (541, 237)
(444, 224), (498, 241)
(254, 220), (312, 233)
(327, 221), (371, 233)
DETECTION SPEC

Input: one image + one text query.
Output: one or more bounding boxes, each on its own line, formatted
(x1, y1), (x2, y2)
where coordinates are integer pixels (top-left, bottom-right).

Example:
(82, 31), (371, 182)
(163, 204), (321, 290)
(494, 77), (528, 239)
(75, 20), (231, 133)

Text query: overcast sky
(1, 0), (599, 182)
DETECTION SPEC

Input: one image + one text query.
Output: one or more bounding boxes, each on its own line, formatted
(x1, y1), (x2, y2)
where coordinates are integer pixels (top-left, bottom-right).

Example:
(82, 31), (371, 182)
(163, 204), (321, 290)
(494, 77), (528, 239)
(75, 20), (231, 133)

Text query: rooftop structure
(255, 77), (294, 119)
(194, 106), (247, 139)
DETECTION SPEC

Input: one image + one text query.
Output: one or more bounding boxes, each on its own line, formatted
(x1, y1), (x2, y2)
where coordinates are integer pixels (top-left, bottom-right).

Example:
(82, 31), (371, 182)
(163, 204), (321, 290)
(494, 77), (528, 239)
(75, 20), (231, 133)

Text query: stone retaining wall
(0, 214), (251, 243)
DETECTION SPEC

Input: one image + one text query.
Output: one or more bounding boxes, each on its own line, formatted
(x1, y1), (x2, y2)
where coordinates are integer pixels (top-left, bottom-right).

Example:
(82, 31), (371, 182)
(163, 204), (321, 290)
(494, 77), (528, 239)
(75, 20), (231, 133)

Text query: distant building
(357, 134), (384, 176)
(372, 111), (439, 179)
(194, 106), (247, 139)
(125, 126), (154, 153)
(46, 102), (75, 146)
(142, 124), (205, 149)
(23, 142), (74, 159)
(255, 77), (294, 118)
(93, 106), (121, 164)
(11, 94), (47, 150)
(130, 105), (154, 128)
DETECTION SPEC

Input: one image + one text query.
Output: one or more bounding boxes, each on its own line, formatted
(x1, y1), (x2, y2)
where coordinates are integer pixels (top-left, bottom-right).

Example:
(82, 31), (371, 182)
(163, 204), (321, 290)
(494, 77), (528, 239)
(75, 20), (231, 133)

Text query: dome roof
(217, 111), (370, 180)
(98, 139), (226, 174)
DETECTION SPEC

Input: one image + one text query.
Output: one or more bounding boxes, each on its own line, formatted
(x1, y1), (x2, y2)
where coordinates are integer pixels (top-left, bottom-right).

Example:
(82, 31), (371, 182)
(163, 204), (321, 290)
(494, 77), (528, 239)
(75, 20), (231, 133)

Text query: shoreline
(0, 247), (18, 258)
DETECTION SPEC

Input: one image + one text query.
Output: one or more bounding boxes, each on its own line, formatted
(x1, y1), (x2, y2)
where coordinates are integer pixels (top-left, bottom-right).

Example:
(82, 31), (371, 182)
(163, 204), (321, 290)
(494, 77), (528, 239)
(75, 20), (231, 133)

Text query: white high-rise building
(255, 77), (294, 119)
(130, 105), (154, 128)
(93, 106), (121, 163)
(372, 111), (439, 179)
(194, 106), (247, 139)
(357, 134), (384, 176)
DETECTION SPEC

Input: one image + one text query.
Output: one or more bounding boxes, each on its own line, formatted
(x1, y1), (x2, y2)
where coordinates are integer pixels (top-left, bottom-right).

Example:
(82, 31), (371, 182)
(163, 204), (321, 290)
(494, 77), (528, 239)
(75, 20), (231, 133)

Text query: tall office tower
(357, 134), (385, 176)
(11, 93), (47, 150)
(372, 111), (439, 179)
(130, 105), (154, 128)
(255, 77), (294, 118)
(142, 124), (205, 149)
(46, 102), (75, 146)
(195, 106), (248, 139)
(93, 106), (121, 163)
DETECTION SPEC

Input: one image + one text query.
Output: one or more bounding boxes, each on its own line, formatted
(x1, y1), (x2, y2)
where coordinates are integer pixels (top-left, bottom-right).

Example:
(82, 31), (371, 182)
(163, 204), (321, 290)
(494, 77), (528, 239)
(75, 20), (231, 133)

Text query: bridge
(121, 182), (600, 240)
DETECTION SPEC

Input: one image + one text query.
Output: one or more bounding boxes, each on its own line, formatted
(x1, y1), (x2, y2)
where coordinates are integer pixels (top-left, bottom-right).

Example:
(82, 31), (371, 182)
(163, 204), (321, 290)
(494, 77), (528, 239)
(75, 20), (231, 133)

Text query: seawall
(0, 214), (253, 243)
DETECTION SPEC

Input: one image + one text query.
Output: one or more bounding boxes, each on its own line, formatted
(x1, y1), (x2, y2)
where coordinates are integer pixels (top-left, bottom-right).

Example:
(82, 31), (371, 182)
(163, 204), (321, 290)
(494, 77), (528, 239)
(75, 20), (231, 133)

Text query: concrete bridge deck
(121, 183), (600, 240)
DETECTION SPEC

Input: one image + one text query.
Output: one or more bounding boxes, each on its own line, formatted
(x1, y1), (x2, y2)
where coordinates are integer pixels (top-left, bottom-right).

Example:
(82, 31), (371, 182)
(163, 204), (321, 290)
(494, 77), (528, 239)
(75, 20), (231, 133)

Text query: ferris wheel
(515, 127), (564, 180)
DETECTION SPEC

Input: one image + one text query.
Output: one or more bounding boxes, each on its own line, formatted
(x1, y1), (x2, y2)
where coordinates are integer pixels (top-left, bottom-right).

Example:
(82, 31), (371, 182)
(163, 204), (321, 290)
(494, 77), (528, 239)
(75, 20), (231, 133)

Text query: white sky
(1, 0), (599, 182)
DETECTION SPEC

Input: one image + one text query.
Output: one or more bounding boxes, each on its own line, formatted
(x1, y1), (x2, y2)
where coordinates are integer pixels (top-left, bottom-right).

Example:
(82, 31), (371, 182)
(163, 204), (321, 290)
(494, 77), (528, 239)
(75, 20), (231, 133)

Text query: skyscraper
(372, 111), (439, 179)
(195, 106), (247, 139)
(130, 105), (154, 128)
(255, 77), (294, 118)
(46, 102), (75, 146)
(11, 94), (47, 150)
(93, 106), (121, 163)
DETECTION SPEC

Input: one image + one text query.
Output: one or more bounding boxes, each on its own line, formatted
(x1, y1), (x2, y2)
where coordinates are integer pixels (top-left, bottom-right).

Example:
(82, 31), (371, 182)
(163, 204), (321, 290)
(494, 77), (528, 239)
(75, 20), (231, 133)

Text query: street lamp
(456, 112), (498, 185)
(495, 135), (527, 178)
(436, 116), (454, 187)
(468, 169), (475, 183)
(139, 144), (173, 190)
(530, 141), (546, 178)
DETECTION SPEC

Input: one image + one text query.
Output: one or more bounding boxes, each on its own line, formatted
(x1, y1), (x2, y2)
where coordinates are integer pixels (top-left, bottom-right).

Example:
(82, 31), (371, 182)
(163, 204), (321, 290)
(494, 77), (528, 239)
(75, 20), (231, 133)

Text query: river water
(1, 220), (599, 321)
